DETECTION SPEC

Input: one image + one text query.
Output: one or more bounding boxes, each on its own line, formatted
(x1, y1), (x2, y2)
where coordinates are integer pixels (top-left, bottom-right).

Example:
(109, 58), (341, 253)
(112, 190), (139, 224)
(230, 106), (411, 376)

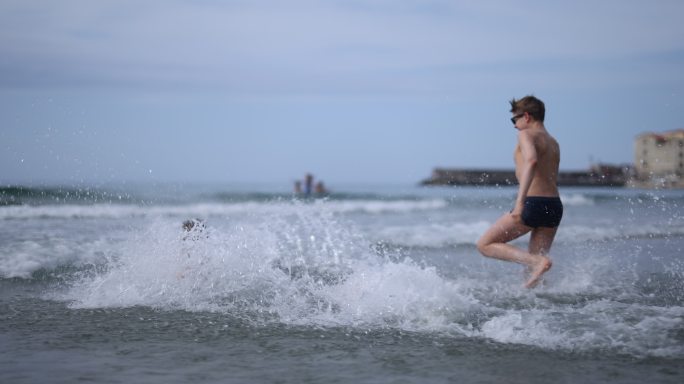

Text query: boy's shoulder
(519, 126), (550, 139)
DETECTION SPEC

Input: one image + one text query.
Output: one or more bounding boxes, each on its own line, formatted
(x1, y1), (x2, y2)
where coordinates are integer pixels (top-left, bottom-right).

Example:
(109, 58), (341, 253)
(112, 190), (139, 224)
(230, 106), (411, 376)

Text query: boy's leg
(476, 213), (552, 287)
(522, 227), (558, 287)
(528, 227), (558, 255)
(477, 213), (533, 264)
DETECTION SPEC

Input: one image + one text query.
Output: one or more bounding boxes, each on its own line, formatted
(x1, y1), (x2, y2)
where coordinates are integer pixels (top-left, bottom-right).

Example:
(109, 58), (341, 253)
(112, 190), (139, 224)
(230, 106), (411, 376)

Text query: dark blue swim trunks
(521, 196), (563, 228)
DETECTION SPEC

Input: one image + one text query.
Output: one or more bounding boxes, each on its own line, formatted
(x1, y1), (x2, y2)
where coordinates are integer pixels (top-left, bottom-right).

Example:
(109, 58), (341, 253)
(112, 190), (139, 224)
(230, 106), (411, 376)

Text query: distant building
(634, 129), (684, 188)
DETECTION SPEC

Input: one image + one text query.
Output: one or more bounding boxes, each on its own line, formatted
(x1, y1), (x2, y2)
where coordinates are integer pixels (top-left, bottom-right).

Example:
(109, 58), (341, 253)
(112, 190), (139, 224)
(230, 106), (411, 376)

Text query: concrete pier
(421, 164), (631, 187)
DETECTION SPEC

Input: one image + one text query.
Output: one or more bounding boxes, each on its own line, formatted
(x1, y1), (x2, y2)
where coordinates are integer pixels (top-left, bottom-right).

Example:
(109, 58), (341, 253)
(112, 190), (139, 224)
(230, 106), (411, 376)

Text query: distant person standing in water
(314, 181), (328, 195)
(304, 173), (314, 197)
(476, 96), (563, 288)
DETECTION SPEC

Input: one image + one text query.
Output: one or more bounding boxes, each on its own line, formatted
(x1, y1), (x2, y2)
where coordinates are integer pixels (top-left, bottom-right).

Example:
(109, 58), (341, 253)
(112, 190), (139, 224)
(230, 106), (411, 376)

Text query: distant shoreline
(421, 166), (629, 187)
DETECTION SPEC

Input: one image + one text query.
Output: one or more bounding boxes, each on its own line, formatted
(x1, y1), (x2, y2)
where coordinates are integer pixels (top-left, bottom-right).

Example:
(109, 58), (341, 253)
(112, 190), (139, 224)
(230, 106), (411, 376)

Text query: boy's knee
(475, 238), (488, 256)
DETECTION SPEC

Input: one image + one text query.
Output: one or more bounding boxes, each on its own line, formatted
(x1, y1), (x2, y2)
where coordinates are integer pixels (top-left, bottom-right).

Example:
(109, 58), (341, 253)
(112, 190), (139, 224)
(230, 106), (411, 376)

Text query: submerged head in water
(182, 218), (207, 241)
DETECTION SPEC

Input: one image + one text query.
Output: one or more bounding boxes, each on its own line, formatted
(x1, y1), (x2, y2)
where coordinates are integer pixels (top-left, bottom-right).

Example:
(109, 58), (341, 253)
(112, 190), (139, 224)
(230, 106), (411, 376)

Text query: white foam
(373, 220), (684, 248)
(319, 199), (449, 214)
(0, 237), (114, 279)
(560, 193), (595, 206)
(39, 201), (684, 359)
(0, 199), (448, 220)
(61, 211), (473, 316)
(298, 260), (477, 330)
(375, 221), (490, 247)
(480, 310), (569, 349)
(481, 301), (684, 357)
(556, 223), (684, 243)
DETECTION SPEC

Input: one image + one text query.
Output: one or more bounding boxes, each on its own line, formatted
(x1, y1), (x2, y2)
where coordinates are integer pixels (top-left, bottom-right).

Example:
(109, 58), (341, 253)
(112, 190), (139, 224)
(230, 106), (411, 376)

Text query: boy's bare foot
(524, 256), (552, 288)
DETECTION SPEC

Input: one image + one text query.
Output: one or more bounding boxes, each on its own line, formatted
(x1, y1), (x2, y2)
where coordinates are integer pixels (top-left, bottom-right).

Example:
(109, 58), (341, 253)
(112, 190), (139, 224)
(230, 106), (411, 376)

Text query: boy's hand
(510, 205), (524, 222)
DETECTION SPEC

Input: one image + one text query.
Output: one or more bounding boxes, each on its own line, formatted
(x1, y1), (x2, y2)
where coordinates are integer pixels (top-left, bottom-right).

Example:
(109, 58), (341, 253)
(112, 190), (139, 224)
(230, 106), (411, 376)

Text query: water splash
(45, 199), (684, 359)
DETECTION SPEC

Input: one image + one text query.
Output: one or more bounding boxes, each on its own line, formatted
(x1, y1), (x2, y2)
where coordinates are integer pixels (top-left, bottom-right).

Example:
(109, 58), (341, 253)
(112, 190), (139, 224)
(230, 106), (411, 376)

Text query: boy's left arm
(512, 131), (538, 216)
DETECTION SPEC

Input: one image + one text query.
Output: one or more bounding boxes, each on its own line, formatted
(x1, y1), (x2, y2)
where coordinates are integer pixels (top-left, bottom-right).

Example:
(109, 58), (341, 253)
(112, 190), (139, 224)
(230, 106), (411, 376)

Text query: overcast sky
(2, 0), (683, 186)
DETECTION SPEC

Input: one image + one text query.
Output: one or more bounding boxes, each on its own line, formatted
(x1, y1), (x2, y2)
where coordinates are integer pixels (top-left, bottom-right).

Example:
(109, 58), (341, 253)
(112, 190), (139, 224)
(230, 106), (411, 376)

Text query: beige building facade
(634, 129), (684, 187)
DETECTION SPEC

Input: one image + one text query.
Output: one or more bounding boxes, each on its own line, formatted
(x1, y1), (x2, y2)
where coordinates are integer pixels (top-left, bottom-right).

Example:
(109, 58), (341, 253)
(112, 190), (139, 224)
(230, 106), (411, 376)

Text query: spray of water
(56, 199), (683, 358)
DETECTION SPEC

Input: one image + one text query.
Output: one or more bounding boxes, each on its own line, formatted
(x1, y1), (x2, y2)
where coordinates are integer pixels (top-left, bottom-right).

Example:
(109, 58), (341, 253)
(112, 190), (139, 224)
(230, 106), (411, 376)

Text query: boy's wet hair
(182, 218), (205, 232)
(510, 95), (545, 122)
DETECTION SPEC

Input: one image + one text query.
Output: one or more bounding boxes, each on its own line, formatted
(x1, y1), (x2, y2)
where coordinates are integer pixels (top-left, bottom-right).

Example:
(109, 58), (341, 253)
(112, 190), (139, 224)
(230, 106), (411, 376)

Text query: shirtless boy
(476, 96), (563, 288)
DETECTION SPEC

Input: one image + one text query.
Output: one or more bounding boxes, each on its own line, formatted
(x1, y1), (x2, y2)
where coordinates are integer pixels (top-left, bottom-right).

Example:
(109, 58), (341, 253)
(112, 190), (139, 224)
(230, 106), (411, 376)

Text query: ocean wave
(34, 208), (683, 359)
(479, 303), (684, 357)
(559, 193), (595, 206)
(373, 221), (490, 248)
(560, 190), (684, 208)
(557, 223), (684, 243)
(0, 185), (136, 206)
(0, 198), (449, 220)
(0, 236), (117, 279)
(4, 185), (682, 358)
(368, 221), (684, 248)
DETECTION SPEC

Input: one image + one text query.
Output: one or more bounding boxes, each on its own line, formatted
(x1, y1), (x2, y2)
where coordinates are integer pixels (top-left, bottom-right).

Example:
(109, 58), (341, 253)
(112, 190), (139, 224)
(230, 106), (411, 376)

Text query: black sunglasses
(510, 113), (524, 124)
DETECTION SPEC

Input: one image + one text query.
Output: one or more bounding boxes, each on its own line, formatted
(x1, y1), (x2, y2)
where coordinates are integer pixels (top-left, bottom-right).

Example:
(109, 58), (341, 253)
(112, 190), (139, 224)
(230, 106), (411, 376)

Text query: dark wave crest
(0, 186), (137, 206)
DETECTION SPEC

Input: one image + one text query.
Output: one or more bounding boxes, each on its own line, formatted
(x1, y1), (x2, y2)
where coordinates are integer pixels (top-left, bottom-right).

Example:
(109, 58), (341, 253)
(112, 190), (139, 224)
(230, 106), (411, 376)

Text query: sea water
(1, 183), (683, 383)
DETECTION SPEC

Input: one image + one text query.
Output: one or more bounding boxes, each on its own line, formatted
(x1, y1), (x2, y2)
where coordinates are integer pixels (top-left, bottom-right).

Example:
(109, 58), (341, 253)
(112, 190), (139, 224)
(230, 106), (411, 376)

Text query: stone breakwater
(421, 166), (629, 187)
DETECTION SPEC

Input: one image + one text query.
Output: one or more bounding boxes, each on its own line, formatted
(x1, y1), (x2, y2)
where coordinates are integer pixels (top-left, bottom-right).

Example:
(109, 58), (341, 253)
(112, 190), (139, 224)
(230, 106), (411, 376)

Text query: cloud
(1, 0), (683, 95)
